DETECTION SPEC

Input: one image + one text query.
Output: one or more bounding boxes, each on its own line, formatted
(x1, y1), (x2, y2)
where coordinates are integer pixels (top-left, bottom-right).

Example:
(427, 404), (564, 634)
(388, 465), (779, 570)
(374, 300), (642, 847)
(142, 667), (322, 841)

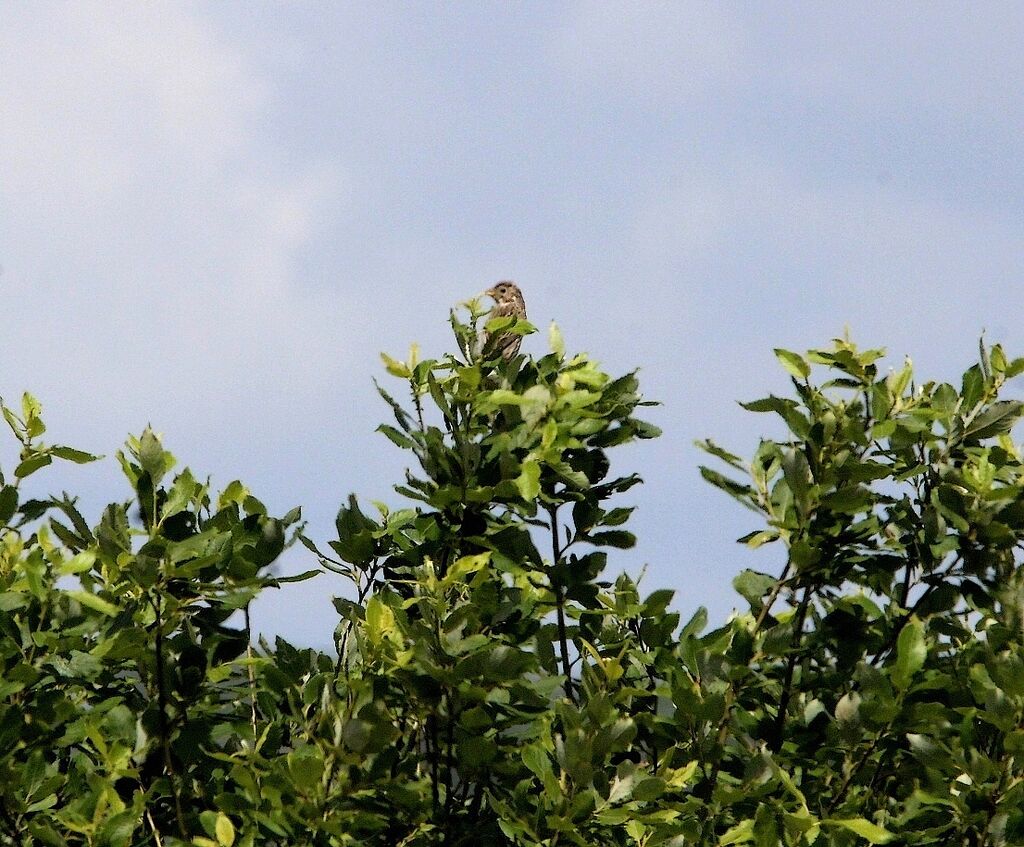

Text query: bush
(3, 307), (1024, 846)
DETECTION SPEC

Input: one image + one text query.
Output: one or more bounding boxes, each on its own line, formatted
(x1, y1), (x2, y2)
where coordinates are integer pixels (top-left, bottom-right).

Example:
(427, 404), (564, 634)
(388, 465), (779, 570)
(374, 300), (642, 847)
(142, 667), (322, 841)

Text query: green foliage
(697, 337), (1024, 845)
(6, 318), (1024, 845)
(0, 402), (310, 847)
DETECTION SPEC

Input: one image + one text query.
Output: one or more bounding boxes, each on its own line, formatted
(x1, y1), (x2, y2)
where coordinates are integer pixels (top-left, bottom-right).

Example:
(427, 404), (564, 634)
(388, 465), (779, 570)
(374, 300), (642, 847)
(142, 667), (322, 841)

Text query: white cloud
(769, 6), (1024, 122)
(1, 4), (262, 196)
(550, 1), (746, 104)
(0, 2), (347, 435)
(616, 155), (1024, 351)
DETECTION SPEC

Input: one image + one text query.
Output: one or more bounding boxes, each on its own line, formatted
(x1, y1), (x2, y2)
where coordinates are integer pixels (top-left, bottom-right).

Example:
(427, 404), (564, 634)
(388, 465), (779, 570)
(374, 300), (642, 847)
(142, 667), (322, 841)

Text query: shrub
(3, 309), (1024, 846)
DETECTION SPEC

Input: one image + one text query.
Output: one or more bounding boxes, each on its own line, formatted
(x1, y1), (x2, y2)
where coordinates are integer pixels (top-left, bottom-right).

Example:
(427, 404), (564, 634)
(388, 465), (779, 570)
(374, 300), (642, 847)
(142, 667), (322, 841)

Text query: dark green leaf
(733, 570), (777, 607)
(50, 445), (101, 464)
(0, 486), (16, 525)
(15, 453), (52, 479)
(963, 400), (1024, 440)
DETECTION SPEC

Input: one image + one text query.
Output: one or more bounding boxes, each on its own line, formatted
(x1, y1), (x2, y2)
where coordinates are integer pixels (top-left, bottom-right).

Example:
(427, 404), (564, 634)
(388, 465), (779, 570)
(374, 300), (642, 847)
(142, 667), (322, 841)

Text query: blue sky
(3, 3), (1024, 648)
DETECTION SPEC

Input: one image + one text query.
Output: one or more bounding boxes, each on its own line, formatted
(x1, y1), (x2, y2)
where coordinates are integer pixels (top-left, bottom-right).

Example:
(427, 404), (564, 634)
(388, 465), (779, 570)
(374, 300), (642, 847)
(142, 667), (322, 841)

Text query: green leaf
(991, 343), (1007, 373)
(218, 479), (248, 508)
(549, 322), (565, 358)
(821, 485), (872, 514)
(961, 364), (984, 408)
(699, 467), (758, 511)
(587, 530), (636, 549)
(0, 592), (28, 611)
(521, 744), (557, 794)
(98, 811), (137, 847)
(892, 616), (926, 690)
(50, 445), (101, 464)
(719, 818), (755, 845)
(737, 529), (779, 548)
(333, 495), (377, 566)
(380, 351), (411, 378)
(459, 735), (498, 767)
(427, 372), (454, 423)
(364, 596), (395, 647)
(696, 439), (746, 471)
(632, 776), (666, 802)
(633, 419), (662, 439)
(215, 813), (236, 847)
(822, 818), (894, 843)
(733, 569), (776, 606)
(485, 316), (536, 338)
(1006, 356), (1024, 378)
(22, 393), (45, 438)
(483, 389), (525, 406)
(66, 590), (119, 616)
(0, 485), (17, 524)
(378, 424), (417, 450)
(57, 551), (96, 576)
(781, 448), (813, 512)
(774, 348), (811, 380)
(962, 400), (1023, 440)
(139, 427), (168, 483)
(25, 794), (58, 813)
(1, 402), (24, 440)
(15, 453), (52, 479)
(272, 569), (321, 584)
(739, 396), (810, 438)
(515, 458), (541, 501)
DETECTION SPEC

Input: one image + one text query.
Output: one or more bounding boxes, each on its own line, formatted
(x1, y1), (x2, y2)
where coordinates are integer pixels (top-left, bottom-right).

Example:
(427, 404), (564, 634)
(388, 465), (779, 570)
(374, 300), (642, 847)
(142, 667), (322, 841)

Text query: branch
(548, 505), (576, 704)
(826, 718), (894, 815)
(754, 561), (792, 634)
(150, 591), (189, 841)
(243, 605), (258, 742)
(769, 584), (812, 753)
(870, 555), (960, 668)
(443, 693), (457, 828)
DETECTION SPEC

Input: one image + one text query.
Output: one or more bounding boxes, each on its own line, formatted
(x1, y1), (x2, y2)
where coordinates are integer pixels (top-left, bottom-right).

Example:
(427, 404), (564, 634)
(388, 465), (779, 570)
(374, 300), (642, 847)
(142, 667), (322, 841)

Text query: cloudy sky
(3, 3), (1023, 648)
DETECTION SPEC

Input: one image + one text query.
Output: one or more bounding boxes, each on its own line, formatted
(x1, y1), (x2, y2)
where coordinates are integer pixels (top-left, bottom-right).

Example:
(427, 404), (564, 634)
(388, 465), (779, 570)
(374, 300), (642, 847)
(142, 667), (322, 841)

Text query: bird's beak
(483, 287), (497, 299)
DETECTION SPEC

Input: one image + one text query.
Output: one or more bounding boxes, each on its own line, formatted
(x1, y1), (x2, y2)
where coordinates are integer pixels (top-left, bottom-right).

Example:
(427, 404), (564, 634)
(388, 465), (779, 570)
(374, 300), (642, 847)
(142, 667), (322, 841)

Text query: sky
(3, 3), (1024, 649)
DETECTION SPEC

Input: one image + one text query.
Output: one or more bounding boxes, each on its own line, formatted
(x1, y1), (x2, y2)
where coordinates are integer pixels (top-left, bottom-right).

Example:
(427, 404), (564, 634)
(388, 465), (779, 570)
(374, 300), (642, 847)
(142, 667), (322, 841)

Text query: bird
(482, 281), (527, 360)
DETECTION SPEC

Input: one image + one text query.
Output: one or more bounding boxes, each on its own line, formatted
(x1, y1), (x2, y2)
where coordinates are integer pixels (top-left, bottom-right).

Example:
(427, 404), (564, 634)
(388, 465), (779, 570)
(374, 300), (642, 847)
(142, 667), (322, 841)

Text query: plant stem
(244, 604), (258, 742)
(548, 505), (575, 704)
(444, 692), (457, 828)
(428, 714), (440, 814)
(151, 591), (189, 840)
(769, 584), (811, 753)
(754, 561), (791, 634)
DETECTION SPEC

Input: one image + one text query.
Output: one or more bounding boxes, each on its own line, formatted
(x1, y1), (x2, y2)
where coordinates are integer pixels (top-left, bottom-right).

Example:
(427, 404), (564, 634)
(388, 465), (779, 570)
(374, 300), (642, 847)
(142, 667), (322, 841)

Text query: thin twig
(145, 808), (164, 847)
(548, 505), (576, 704)
(769, 584), (812, 753)
(244, 604), (258, 742)
(826, 721), (892, 815)
(150, 591), (189, 840)
(412, 381), (426, 433)
(428, 714), (440, 814)
(0, 797), (21, 840)
(870, 555), (960, 668)
(754, 561), (792, 634)
(444, 693), (457, 829)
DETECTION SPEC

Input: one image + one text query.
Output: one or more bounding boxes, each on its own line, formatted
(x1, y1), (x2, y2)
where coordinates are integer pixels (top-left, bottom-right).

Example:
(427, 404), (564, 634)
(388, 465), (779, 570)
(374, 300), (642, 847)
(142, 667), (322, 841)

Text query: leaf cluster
(6, 322), (1024, 846)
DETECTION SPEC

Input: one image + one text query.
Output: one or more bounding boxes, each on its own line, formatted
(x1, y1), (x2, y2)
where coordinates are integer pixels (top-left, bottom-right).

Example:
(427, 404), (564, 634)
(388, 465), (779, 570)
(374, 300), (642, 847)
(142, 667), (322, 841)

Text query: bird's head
(485, 280), (522, 305)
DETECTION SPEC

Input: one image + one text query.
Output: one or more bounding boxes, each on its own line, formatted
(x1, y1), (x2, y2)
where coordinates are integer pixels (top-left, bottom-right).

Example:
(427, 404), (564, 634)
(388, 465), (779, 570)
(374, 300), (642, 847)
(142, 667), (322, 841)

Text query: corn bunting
(482, 281), (527, 360)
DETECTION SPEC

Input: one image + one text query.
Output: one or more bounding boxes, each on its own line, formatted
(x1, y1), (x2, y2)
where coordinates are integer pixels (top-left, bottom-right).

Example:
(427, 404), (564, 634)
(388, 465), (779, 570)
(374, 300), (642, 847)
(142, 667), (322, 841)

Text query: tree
(3, 311), (1024, 845)
(696, 339), (1024, 845)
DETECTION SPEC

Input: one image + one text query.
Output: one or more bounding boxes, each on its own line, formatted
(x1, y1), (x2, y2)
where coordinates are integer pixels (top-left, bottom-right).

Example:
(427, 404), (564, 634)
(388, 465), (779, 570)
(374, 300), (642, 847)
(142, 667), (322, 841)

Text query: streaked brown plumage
(482, 281), (527, 360)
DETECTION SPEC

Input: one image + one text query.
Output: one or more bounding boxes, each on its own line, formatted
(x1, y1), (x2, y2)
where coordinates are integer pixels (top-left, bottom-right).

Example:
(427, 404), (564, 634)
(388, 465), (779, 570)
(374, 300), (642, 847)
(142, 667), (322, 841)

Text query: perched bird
(482, 281), (527, 360)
